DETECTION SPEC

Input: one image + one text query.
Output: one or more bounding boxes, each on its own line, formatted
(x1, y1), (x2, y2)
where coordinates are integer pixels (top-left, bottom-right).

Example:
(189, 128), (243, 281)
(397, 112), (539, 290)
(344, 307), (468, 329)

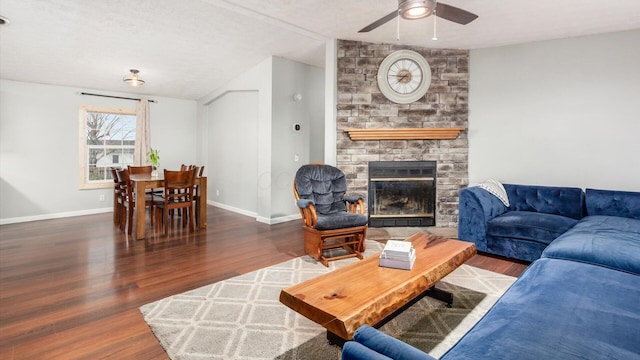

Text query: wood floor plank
(0, 206), (527, 359)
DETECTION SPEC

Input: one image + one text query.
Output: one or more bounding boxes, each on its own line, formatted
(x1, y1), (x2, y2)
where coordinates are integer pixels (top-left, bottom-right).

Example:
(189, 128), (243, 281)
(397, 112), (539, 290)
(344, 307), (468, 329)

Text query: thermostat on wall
(293, 123), (301, 132)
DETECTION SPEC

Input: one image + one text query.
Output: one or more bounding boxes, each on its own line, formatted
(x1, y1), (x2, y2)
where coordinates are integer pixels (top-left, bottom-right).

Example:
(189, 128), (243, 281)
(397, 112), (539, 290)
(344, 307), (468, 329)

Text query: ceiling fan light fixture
(123, 69), (145, 86)
(399, 0), (435, 20)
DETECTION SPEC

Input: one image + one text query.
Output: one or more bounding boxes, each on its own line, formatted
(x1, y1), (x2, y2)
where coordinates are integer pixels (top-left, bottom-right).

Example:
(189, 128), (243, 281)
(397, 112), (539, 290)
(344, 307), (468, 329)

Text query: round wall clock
(377, 50), (432, 104)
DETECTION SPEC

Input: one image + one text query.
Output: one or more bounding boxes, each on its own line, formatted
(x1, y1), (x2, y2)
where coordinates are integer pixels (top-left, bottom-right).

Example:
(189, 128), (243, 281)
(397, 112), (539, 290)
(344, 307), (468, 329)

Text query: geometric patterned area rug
(140, 240), (516, 360)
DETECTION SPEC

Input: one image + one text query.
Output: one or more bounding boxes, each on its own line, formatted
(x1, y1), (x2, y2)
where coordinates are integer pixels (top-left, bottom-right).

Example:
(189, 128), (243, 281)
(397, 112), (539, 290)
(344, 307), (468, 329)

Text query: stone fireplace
(335, 40), (469, 228)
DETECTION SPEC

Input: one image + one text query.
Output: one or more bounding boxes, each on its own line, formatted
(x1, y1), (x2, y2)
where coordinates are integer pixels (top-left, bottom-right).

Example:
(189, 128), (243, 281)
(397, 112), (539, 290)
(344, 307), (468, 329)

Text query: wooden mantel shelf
(344, 128), (465, 141)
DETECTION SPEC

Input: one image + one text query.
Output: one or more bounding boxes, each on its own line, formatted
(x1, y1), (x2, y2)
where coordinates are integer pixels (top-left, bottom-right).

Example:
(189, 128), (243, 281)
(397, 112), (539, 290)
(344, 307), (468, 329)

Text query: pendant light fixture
(123, 69), (145, 86)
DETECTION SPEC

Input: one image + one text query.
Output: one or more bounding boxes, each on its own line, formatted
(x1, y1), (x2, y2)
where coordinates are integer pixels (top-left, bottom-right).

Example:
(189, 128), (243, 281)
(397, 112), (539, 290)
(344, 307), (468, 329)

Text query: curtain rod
(80, 92), (157, 103)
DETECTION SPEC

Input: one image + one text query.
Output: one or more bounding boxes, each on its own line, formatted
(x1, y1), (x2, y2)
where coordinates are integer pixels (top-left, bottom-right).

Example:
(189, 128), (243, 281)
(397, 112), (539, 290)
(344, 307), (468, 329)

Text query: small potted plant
(148, 148), (160, 177)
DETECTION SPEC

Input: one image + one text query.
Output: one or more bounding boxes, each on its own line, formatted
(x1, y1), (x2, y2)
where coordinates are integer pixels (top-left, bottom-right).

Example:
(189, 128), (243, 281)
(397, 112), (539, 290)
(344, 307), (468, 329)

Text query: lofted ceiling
(1, 0), (639, 100)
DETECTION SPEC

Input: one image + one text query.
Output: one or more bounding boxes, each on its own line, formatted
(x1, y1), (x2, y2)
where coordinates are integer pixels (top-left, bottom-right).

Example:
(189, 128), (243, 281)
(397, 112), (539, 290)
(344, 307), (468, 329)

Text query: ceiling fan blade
(435, 2), (478, 25)
(358, 10), (398, 33)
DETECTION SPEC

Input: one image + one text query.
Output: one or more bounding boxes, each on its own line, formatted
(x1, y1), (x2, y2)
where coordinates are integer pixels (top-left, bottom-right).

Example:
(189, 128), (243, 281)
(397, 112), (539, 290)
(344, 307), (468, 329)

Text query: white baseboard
(207, 201), (298, 225)
(208, 201), (257, 218)
(0, 208), (112, 225)
(0, 204), (299, 226)
(256, 214), (300, 225)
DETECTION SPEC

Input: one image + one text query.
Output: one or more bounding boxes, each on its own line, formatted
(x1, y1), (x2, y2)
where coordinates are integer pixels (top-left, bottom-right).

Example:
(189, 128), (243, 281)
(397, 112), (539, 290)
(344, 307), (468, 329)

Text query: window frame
(78, 105), (136, 190)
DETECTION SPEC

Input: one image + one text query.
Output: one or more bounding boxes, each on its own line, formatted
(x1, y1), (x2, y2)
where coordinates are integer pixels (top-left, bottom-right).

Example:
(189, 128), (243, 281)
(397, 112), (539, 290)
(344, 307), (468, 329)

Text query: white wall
(271, 57), (325, 218)
(200, 57), (273, 220)
(199, 56), (324, 223)
(324, 39), (338, 165)
(469, 29), (640, 191)
(308, 64), (326, 163)
(0, 80), (197, 223)
(207, 91), (259, 214)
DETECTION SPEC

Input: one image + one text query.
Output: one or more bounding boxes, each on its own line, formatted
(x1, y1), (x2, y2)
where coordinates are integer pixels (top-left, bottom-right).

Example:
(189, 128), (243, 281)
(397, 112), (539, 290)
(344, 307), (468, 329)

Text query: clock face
(387, 58), (423, 94)
(377, 50), (432, 104)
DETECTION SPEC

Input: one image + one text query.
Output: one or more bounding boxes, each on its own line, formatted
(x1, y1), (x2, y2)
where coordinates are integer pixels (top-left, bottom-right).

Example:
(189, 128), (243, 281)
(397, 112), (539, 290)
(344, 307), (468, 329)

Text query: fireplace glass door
(368, 161), (436, 227)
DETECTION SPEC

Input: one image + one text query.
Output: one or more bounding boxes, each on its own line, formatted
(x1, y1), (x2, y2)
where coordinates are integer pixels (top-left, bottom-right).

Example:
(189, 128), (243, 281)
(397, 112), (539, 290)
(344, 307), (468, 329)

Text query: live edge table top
(279, 233), (477, 342)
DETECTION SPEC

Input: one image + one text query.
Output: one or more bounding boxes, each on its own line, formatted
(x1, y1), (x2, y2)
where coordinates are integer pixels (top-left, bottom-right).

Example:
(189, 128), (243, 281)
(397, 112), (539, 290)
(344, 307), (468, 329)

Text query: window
(79, 106), (136, 189)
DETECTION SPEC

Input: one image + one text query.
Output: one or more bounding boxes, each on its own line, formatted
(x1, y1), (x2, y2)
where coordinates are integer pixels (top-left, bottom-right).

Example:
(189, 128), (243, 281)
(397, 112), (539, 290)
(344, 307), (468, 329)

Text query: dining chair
(175, 164), (196, 217)
(193, 165), (205, 226)
(179, 164), (199, 208)
(115, 169), (129, 232)
(110, 167), (123, 226)
(154, 168), (196, 235)
(118, 168), (155, 235)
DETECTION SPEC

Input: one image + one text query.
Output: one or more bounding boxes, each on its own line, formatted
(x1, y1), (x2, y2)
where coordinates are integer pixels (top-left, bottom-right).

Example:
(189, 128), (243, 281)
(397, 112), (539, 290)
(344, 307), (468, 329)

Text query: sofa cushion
(504, 184), (584, 220)
(585, 188), (640, 220)
(440, 258), (640, 360)
(542, 215), (640, 275)
(487, 211), (579, 245)
(485, 236), (550, 262)
(316, 212), (368, 231)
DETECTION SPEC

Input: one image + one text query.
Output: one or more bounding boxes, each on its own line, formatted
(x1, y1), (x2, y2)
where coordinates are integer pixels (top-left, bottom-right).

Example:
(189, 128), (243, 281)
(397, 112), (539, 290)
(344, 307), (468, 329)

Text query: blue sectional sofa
(341, 188), (640, 360)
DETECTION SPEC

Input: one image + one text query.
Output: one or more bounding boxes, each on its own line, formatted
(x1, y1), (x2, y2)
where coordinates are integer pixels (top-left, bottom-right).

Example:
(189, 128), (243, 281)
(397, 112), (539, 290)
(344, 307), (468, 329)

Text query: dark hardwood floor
(0, 206), (528, 359)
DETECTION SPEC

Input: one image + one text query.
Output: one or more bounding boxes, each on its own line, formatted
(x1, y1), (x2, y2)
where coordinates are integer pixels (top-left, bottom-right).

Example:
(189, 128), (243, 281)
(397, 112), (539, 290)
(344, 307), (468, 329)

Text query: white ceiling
(1, 0), (639, 100)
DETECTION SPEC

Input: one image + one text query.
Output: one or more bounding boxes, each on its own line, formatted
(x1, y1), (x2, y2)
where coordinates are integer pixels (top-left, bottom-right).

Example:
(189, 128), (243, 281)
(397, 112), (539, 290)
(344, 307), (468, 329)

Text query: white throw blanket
(477, 179), (510, 207)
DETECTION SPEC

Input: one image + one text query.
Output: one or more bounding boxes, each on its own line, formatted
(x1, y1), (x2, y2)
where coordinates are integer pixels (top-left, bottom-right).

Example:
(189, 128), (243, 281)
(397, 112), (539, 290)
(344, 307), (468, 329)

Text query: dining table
(129, 174), (207, 240)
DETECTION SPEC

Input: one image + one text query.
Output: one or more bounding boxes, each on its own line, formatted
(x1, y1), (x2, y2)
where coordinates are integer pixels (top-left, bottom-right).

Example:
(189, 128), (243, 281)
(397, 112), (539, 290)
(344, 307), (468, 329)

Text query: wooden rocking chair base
(303, 225), (367, 267)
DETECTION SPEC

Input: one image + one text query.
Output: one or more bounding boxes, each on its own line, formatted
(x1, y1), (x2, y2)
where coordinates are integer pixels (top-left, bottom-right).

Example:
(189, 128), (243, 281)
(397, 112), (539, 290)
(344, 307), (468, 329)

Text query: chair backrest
(110, 167), (120, 183)
(110, 167), (122, 195)
(115, 169), (130, 202)
(163, 169), (195, 204)
(294, 164), (347, 215)
(128, 165), (152, 175)
(119, 169), (134, 202)
(181, 164), (198, 172)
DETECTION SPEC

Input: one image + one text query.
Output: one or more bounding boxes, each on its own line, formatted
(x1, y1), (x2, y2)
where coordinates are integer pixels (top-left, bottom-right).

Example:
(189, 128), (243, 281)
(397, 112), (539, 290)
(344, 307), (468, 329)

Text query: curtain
(134, 99), (150, 166)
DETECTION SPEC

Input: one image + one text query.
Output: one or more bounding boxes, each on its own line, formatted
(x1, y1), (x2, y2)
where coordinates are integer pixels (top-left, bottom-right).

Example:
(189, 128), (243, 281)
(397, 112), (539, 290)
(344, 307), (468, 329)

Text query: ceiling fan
(359, 0), (478, 33)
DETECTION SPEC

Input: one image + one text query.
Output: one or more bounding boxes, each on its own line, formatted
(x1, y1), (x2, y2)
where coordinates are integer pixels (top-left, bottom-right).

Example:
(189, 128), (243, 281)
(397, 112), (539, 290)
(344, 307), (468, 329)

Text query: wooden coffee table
(279, 233), (476, 345)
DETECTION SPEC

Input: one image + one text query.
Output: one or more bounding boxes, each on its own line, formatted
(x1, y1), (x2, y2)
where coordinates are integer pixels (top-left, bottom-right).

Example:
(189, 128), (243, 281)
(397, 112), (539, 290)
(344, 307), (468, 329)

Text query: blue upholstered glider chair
(294, 164), (368, 267)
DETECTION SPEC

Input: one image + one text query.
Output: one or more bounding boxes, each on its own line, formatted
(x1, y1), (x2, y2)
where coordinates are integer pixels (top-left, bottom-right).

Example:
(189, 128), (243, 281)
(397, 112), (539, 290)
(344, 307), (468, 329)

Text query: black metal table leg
(425, 286), (454, 307)
(325, 285), (454, 347)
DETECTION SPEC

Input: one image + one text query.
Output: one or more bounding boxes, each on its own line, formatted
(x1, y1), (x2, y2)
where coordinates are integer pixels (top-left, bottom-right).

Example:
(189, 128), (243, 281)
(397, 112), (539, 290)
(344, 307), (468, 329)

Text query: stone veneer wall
(336, 40), (469, 227)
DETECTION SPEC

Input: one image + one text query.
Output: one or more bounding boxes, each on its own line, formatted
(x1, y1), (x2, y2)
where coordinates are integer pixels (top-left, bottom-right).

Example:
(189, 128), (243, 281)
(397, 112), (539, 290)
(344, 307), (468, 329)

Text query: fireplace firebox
(368, 161), (436, 227)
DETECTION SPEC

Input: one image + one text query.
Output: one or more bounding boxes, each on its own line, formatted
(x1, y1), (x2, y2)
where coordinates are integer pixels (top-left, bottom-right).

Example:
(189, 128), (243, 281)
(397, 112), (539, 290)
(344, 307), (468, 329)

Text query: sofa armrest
(344, 194), (364, 203)
(342, 342), (394, 360)
(344, 194), (366, 214)
(458, 186), (508, 252)
(343, 325), (436, 360)
(296, 199), (314, 208)
(295, 199), (318, 227)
